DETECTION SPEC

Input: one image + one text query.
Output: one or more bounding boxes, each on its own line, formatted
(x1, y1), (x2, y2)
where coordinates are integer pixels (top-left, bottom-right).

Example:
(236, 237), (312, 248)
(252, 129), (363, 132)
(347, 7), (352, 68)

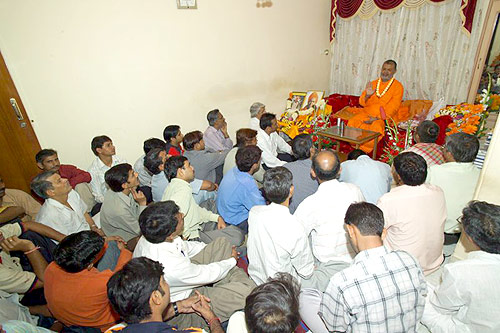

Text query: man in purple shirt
(203, 109), (233, 152)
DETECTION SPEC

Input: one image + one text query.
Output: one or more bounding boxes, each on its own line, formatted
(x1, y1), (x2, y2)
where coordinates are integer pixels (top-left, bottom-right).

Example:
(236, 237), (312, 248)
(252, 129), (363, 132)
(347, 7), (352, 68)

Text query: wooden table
(317, 126), (381, 158)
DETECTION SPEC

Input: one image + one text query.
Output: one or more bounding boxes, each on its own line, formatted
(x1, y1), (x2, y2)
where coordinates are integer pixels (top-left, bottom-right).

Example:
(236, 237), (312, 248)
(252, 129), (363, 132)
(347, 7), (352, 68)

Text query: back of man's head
(207, 109), (220, 126)
(236, 145), (262, 173)
(250, 102), (265, 118)
(245, 273), (300, 333)
(54, 230), (105, 273)
(263, 167), (293, 204)
(347, 149), (367, 161)
(144, 148), (166, 175)
(107, 257), (166, 324)
(344, 202), (385, 237)
(259, 113), (276, 131)
(164, 156), (187, 181)
(163, 125), (180, 143)
(143, 138), (165, 155)
(312, 150), (340, 182)
(462, 201), (500, 254)
(91, 135), (112, 156)
(183, 131), (203, 151)
(139, 201), (180, 243)
(416, 121), (440, 143)
(31, 171), (57, 199)
(393, 152), (427, 186)
(291, 134), (313, 160)
(35, 149), (57, 164)
(105, 163), (132, 192)
(236, 128), (257, 148)
(445, 132), (480, 162)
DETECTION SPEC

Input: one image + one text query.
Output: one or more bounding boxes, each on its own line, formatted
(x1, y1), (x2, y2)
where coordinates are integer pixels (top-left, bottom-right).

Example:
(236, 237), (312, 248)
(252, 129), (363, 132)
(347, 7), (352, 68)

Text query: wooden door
(0, 51), (41, 193)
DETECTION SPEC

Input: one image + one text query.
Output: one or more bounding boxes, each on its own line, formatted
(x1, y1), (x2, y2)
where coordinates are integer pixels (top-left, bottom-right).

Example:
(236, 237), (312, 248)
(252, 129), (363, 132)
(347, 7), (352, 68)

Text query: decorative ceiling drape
(330, 0), (478, 41)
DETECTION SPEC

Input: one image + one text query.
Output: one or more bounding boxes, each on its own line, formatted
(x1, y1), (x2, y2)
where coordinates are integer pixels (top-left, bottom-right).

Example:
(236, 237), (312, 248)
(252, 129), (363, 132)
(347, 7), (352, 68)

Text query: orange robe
(347, 79), (404, 152)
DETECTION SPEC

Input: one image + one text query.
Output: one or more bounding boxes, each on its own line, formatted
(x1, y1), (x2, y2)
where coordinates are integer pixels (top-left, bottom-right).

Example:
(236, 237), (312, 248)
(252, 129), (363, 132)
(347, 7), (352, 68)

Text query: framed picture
(289, 92), (306, 110)
(177, 0), (197, 9)
(301, 90), (324, 110)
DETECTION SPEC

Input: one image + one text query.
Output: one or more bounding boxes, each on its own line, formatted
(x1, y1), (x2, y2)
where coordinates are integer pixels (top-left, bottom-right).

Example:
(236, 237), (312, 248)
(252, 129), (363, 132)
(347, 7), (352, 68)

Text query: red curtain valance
(330, 0), (477, 42)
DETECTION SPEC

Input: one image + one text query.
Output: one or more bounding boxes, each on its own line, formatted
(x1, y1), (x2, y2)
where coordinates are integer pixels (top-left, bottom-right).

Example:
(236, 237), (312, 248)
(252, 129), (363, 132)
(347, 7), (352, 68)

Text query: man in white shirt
(295, 150), (364, 264)
(248, 102), (266, 131)
(422, 201), (500, 332)
(31, 171), (103, 239)
(133, 201), (255, 329)
(203, 109), (233, 152)
(88, 135), (126, 204)
(256, 113), (293, 168)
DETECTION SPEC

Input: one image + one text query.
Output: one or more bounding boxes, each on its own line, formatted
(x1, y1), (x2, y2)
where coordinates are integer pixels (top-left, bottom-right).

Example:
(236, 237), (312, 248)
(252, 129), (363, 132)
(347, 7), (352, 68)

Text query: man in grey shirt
(284, 134), (318, 213)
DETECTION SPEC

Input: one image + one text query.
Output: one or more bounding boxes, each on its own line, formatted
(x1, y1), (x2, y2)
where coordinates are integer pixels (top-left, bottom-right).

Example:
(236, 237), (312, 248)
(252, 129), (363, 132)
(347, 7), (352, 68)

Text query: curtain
(328, 0), (488, 104)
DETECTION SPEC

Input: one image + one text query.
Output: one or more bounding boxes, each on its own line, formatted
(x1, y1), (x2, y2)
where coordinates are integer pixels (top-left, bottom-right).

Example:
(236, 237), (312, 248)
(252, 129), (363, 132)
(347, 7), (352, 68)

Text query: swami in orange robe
(347, 61), (404, 152)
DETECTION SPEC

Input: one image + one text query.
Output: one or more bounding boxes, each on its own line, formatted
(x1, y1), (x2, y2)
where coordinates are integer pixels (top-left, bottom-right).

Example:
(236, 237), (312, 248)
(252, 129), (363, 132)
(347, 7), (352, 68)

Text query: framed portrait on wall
(301, 90), (324, 110)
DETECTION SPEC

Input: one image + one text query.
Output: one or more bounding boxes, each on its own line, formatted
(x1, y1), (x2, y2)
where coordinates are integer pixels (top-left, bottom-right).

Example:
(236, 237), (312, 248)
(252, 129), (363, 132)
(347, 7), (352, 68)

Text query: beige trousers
(74, 183), (96, 213)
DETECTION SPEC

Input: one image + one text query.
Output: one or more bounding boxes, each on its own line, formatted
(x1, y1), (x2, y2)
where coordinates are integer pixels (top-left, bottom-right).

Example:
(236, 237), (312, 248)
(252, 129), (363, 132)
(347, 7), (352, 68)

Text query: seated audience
(163, 125), (184, 156)
(248, 167), (337, 292)
(100, 164), (147, 247)
(284, 134), (318, 213)
(44, 231), (131, 331)
(248, 102), (266, 131)
(133, 201), (255, 329)
(162, 156), (243, 246)
(405, 120), (445, 167)
(378, 152), (446, 274)
(226, 273), (300, 333)
(339, 149), (391, 204)
(0, 175), (40, 223)
(427, 132), (480, 242)
(422, 201), (500, 332)
(204, 109), (233, 151)
(183, 131), (229, 184)
(88, 135), (126, 204)
(300, 202), (426, 332)
(107, 257), (222, 333)
(217, 146), (265, 233)
(36, 148), (95, 212)
(294, 150), (364, 264)
(32, 171), (103, 238)
(133, 138), (165, 188)
(256, 113), (293, 168)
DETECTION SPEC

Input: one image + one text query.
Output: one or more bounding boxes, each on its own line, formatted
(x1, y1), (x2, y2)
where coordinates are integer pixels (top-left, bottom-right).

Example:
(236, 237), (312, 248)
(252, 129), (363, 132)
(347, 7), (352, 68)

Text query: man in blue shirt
(216, 145), (266, 233)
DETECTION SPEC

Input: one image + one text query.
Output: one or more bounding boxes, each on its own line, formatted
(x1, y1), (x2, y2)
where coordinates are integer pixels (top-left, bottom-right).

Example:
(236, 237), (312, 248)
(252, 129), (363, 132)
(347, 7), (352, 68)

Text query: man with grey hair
(249, 102), (266, 131)
(203, 109), (233, 152)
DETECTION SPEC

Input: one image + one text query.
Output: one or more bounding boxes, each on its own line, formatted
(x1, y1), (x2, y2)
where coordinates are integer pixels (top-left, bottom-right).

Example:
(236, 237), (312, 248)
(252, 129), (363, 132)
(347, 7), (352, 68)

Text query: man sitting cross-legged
(100, 163), (147, 250)
(217, 145), (265, 234)
(0, 175), (41, 223)
(36, 148), (95, 212)
(162, 156), (243, 246)
(31, 171), (104, 239)
(300, 202), (427, 333)
(133, 201), (255, 329)
(107, 257), (223, 333)
(294, 150), (365, 265)
(422, 201), (500, 332)
(248, 167), (340, 292)
(256, 113), (293, 169)
(378, 152), (446, 275)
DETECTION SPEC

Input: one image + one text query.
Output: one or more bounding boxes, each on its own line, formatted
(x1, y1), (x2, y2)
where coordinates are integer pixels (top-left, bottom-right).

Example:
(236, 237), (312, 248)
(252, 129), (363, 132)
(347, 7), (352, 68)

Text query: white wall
(0, 0), (332, 167)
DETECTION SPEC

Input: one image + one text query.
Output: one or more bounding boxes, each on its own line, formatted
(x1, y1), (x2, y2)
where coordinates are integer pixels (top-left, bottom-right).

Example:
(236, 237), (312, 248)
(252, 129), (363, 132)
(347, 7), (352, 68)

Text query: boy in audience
(300, 202), (426, 332)
(422, 201), (500, 332)
(44, 231), (132, 331)
(204, 109), (233, 152)
(295, 150), (364, 265)
(248, 102), (266, 131)
(284, 134), (318, 213)
(100, 164), (147, 249)
(31, 171), (103, 238)
(378, 152), (446, 274)
(405, 120), (445, 167)
(217, 146), (265, 233)
(36, 148), (95, 211)
(133, 201), (255, 329)
(107, 257), (222, 332)
(183, 131), (229, 184)
(163, 125), (184, 156)
(133, 138), (165, 188)
(88, 135), (126, 204)
(427, 132), (480, 243)
(162, 156), (243, 246)
(339, 149), (391, 204)
(0, 175), (41, 223)
(256, 113), (293, 168)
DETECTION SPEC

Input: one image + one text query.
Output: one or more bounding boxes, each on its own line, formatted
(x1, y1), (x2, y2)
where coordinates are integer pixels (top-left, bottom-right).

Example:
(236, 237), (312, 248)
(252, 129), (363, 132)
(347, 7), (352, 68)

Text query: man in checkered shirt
(300, 202), (427, 332)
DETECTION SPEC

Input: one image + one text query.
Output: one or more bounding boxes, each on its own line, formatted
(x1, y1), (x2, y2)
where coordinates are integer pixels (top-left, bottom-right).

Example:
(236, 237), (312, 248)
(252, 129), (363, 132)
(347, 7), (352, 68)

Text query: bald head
(311, 150), (340, 182)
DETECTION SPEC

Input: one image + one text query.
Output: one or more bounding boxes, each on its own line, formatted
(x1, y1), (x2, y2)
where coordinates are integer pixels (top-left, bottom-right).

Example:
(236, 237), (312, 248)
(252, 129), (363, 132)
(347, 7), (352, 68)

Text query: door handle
(10, 98), (24, 121)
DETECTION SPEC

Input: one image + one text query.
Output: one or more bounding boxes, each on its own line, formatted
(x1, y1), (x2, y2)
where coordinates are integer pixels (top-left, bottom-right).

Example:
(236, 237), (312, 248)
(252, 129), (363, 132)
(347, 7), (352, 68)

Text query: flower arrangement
(379, 118), (414, 165)
(434, 103), (488, 137)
